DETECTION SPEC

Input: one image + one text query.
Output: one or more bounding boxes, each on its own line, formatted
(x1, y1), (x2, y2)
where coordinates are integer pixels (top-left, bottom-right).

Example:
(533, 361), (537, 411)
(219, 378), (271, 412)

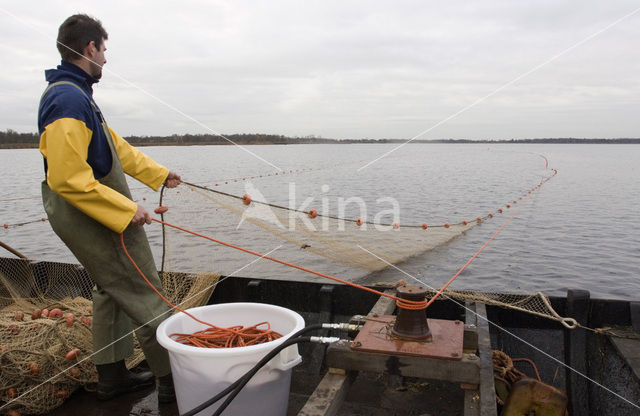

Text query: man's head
(57, 14), (108, 79)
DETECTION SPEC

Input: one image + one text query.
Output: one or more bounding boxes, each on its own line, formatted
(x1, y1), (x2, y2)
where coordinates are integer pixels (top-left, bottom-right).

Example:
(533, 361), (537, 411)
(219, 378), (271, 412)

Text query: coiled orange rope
(170, 322), (282, 348)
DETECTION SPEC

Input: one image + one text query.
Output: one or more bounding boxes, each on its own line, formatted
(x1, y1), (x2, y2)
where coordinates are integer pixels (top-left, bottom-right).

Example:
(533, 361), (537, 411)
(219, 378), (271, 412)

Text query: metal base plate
(351, 315), (464, 360)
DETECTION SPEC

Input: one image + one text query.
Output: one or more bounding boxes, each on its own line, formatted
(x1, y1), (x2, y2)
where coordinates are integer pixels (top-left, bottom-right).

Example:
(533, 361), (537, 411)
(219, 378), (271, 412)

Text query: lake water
(0, 143), (638, 300)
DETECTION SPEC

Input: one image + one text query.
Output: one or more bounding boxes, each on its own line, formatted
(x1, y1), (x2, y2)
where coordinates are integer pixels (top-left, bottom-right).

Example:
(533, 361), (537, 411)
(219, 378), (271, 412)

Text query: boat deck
(0, 258), (637, 416)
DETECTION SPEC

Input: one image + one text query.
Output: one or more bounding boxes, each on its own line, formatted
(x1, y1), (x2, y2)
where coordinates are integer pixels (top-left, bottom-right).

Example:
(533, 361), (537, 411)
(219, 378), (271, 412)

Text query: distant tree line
(125, 133), (337, 146)
(1, 129), (639, 148)
(0, 129), (40, 148)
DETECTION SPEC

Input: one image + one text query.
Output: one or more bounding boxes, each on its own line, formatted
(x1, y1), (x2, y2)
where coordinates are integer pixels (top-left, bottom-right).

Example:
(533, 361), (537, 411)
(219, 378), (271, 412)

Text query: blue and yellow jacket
(38, 61), (169, 233)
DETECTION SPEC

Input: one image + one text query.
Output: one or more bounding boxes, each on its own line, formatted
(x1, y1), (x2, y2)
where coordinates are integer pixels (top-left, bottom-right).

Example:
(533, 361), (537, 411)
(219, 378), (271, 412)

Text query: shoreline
(2, 138), (640, 149)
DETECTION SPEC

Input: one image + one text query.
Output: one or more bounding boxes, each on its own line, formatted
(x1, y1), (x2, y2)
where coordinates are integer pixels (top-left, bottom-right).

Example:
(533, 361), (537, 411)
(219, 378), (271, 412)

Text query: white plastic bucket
(156, 303), (305, 416)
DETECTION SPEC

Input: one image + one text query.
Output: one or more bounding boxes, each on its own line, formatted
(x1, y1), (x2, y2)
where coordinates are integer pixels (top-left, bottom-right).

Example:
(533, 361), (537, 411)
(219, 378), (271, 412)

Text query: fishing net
(0, 257), (218, 415)
(155, 178), (575, 328)
(157, 183), (479, 273)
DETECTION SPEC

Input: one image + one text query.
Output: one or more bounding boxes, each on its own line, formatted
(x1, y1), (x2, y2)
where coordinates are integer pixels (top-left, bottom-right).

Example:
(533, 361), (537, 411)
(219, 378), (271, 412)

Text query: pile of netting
(0, 256), (218, 415)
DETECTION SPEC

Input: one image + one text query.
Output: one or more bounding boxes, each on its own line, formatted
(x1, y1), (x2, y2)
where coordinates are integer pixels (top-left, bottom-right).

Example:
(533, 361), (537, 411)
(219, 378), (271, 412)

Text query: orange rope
(119, 234), (282, 347)
(124, 165), (556, 332)
(150, 168), (557, 312)
(149, 218), (429, 310)
(426, 188), (531, 307)
(425, 170), (557, 306)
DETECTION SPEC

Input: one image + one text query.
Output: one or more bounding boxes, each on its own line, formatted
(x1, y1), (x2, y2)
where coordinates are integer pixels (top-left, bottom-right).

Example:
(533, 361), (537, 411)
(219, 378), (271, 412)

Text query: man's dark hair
(57, 14), (108, 61)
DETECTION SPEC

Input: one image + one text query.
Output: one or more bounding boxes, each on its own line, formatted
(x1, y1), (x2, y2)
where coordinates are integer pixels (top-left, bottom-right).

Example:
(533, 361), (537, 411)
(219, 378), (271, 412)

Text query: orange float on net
(41, 217), (47, 221)
(444, 222), (450, 228)
(49, 308), (63, 319)
(421, 223), (428, 229)
(498, 208), (503, 213)
(3, 223), (8, 229)
(476, 217), (482, 223)
(392, 222), (400, 229)
(65, 348), (81, 361)
(308, 209), (318, 218)
(356, 217), (364, 226)
(56, 389), (70, 399)
(242, 193), (252, 205)
(154, 205), (169, 214)
(506, 204), (511, 208)
(462, 220), (468, 225)
(488, 213), (493, 218)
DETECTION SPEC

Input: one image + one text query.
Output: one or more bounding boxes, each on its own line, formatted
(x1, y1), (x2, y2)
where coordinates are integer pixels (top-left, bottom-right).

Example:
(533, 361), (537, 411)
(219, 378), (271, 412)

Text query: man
(38, 14), (180, 402)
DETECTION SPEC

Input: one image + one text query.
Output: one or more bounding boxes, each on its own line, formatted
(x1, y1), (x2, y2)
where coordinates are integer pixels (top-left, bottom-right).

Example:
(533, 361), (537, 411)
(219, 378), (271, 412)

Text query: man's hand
(165, 171), (181, 188)
(131, 205), (152, 226)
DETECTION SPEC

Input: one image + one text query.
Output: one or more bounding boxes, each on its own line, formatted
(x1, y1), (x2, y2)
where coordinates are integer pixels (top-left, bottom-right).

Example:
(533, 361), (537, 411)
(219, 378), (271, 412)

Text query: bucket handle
(274, 345), (302, 371)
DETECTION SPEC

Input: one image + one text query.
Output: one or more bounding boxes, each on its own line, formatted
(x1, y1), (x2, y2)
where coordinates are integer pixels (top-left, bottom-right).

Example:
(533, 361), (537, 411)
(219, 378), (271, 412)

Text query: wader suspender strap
(41, 80), (105, 122)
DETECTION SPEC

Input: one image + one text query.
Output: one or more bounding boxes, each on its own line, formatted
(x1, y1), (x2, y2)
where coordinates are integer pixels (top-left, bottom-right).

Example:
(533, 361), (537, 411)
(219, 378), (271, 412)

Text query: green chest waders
(40, 81), (170, 376)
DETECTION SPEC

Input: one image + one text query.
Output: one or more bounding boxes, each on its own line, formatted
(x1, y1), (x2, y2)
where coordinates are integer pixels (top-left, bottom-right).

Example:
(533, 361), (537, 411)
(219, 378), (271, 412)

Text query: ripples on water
(0, 144), (638, 300)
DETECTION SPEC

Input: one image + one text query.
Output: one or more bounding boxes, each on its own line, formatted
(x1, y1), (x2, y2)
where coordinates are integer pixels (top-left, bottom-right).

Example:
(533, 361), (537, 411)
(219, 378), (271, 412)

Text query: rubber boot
(96, 360), (155, 400)
(156, 373), (176, 403)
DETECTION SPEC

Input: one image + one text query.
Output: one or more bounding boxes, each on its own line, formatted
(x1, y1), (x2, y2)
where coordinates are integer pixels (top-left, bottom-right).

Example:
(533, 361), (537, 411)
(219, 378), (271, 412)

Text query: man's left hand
(165, 171), (181, 188)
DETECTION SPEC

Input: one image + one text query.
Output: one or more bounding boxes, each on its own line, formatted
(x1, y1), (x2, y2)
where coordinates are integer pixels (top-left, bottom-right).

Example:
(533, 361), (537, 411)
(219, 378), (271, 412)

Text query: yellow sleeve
(109, 127), (169, 191)
(39, 118), (137, 233)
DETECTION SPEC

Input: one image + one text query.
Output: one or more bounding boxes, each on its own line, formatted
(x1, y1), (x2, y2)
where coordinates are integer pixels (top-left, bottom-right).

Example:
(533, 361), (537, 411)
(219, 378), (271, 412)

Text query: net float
(28, 361), (40, 375)
(65, 348), (81, 361)
(49, 308), (63, 319)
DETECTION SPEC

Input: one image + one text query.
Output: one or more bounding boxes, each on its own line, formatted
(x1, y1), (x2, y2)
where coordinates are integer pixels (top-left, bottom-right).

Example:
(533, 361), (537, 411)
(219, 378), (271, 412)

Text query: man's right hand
(131, 205), (152, 226)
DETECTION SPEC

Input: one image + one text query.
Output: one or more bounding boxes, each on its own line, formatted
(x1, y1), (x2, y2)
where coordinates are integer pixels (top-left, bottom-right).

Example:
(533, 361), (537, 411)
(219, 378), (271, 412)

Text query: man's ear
(83, 40), (96, 59)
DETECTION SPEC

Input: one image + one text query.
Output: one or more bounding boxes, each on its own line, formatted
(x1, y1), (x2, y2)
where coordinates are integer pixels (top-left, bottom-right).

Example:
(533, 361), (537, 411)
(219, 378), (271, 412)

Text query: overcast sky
(1, 1), (639, 140)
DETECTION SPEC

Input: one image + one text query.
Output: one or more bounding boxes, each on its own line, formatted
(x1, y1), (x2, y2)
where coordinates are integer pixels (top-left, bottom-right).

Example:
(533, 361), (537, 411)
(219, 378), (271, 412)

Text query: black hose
(181, 323), (324, 416)
(212, 336), (312, 416)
